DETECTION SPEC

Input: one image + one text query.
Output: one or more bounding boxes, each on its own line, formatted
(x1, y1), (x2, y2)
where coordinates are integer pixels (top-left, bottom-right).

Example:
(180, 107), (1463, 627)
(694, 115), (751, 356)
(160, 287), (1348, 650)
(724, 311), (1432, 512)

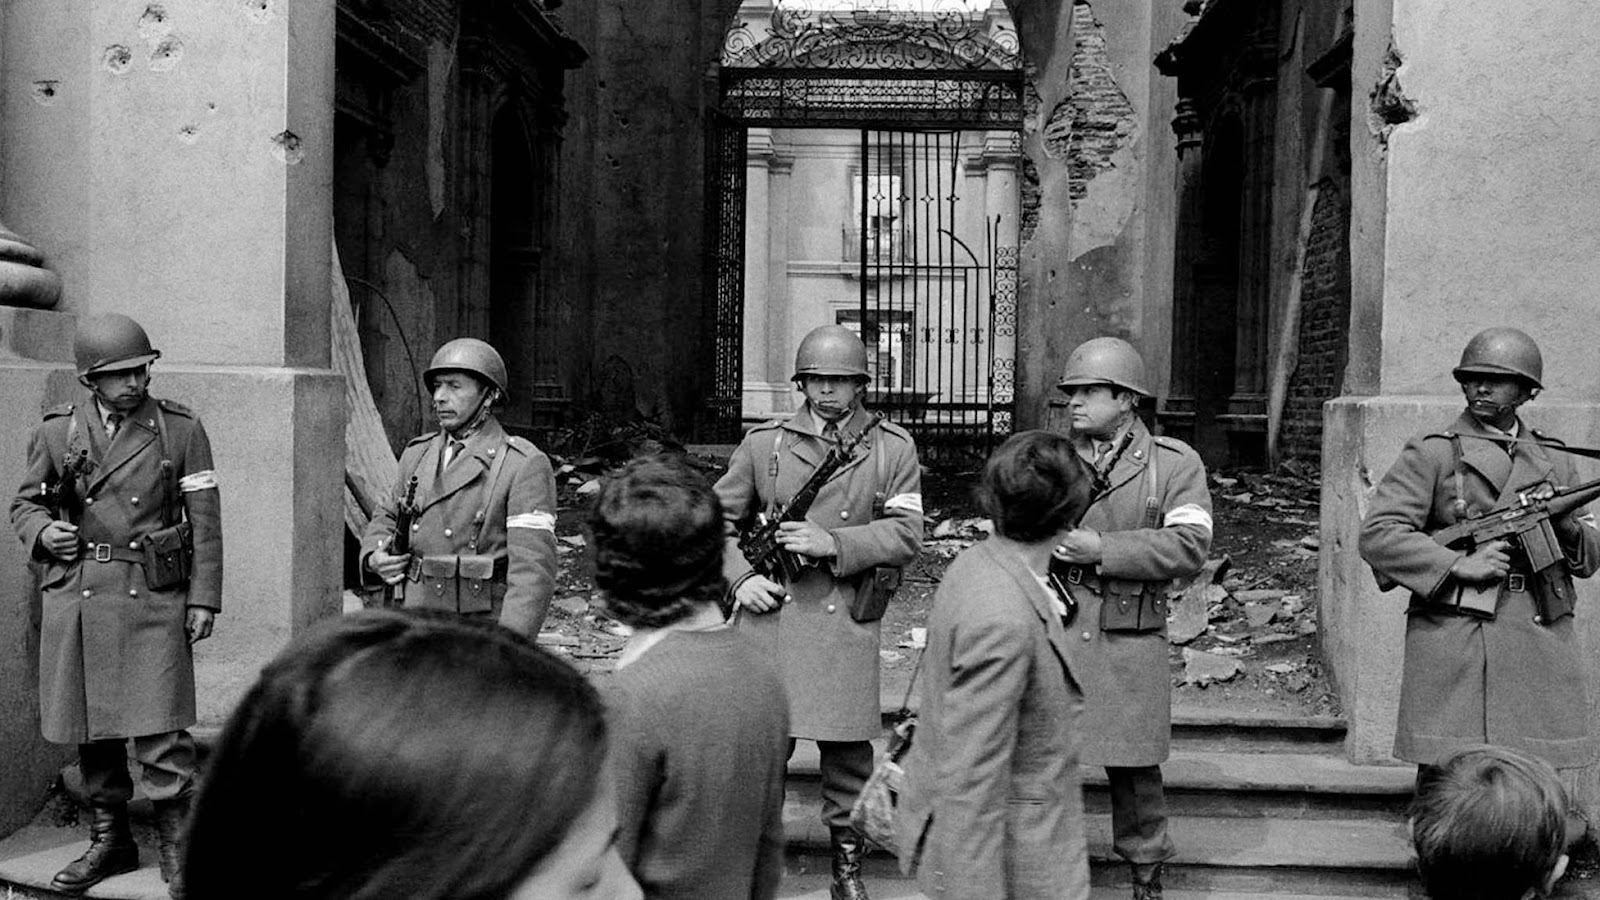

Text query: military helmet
(1452, 327), (1543, 389)
(425, 338), (508, 396)
(75, 313), (161, 378)
(1056, 336), (1150, 397)
(792, 324), (869, 381)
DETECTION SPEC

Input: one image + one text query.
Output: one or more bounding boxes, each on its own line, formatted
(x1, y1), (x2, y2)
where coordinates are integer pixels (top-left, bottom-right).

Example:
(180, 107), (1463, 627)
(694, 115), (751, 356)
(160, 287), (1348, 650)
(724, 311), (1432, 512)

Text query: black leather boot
(829, 826), (870, 900)
(1131, 862), (1164, 900)
(154, 796), (190, 899)
(51, 803), (139, 894)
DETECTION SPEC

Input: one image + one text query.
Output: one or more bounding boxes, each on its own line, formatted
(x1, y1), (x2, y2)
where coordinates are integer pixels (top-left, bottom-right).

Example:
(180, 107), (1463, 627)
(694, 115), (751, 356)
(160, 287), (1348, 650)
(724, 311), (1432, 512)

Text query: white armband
(179, 470), (219, 492)
(1163, 503), (1213, 533)
(507, 511), (557, 532)
(884, 492), (923, 515)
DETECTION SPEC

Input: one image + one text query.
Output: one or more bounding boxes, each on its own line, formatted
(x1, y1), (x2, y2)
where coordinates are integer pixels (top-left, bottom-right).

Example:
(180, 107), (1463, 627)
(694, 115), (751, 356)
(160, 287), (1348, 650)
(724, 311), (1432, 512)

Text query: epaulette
(877, 419), (913, 442)
(506, 435), (535, 455)
(1151, 435), (1189, 453)
(156, 398), (194, 418)
(42, 402), (74, 420)
(406, 431), (438, 448)
(748, 419), (783, 433)
(1530, 428), (1565, 446)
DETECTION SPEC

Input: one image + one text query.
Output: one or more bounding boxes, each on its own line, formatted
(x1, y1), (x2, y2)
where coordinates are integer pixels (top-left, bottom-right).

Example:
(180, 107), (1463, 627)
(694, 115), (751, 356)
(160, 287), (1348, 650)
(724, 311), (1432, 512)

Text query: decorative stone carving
(0, 222), (62, 309)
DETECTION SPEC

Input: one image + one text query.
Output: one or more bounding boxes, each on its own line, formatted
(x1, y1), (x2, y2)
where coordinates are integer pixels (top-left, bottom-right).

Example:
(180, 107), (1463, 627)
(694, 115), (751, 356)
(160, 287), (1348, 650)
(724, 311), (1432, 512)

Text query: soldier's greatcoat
(10, 395), (223, 744)
(360, 417), (558, 638)
(1057, 418), (1212, 767)
(1360, 410), (1600, 768)
(716, 404), (923, 742)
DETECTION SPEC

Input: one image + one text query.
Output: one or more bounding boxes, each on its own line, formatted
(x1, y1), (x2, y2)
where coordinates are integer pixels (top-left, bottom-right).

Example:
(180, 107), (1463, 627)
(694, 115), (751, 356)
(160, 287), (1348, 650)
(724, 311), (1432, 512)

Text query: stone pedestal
(0, 0), (343, 837)
(1328, 0), (1600, 820)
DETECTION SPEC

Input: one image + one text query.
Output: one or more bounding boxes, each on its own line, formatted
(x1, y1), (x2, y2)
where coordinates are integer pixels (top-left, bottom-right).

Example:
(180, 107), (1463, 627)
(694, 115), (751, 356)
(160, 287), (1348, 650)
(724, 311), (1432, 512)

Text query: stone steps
(782, 708), (1419, 898)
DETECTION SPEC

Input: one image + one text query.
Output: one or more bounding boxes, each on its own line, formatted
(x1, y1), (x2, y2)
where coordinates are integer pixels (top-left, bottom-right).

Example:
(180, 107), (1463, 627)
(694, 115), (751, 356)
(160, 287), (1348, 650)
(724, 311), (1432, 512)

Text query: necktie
(822, 421), (839, 445)
(446, 438), (465, 466)
(106, 413), (124, 439)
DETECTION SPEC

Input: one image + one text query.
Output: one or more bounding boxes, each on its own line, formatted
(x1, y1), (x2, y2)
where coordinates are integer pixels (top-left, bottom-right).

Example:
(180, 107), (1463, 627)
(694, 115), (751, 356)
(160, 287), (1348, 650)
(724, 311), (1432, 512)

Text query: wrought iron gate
(705, 0), (1024, 455)
(850, 128), (1016, 460)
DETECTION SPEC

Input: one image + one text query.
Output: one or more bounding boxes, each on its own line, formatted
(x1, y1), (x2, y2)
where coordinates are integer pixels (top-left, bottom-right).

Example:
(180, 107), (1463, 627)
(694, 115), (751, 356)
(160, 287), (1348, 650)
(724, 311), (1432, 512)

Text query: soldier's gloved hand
(367, 549), (411, 585)
(776, 521), (838, 559)
(1450, 539), (1511, 585)
(1052, 528), (1103, 565)
(185, 607), (215, 645)
(736, 574), (789, 614)
(38, 521), (81, 562)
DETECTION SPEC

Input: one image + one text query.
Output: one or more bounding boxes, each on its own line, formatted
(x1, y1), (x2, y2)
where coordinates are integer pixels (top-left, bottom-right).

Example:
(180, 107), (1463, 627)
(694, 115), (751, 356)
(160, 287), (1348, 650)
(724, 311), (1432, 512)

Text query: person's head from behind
(588, 454), (727, 628)
(976, 430), (1095, 544)
(1411, 746), (1570, 900)
(184, 609), (640, 900)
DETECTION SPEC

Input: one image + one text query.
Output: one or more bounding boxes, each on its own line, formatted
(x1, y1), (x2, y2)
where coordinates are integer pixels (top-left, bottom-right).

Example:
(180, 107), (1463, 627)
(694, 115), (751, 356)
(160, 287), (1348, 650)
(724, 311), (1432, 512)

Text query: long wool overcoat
(360, 417), (558, 638)
(716, 404), (923, 742)
(895, 538), (1091, 900)
(1054, 418), (1212, 767)
(11, 394), (223, 744)
(1360, 410), (1600, 768)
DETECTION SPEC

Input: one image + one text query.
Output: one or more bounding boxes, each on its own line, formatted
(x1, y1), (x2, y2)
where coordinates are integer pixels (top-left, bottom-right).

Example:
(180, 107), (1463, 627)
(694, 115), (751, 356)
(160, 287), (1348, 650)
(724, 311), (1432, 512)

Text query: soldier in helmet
(360, 338), (558, 638)
(10, 313), (223, 898)
(1050, 337), (1213, 900)
(1361, 328), (1600, 779)
(715, 324), (923, 900)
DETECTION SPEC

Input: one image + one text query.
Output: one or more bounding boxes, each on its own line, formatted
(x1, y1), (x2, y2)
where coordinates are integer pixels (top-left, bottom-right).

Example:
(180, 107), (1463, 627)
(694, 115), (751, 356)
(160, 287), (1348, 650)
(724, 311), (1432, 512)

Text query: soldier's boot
(829, 826), (870, 900)
(1131, 862), (1164, 900)
(154, 796), (191, 899)
(51, 803), (139, 894)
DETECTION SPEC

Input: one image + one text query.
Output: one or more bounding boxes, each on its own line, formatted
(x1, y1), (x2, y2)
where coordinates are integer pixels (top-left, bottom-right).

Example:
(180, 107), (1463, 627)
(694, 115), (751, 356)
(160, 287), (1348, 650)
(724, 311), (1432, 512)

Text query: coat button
(488, 448), (496, 456)
(129, 542), (140, 550)
(826, 604), (836, 614)
(474, 510), (484, 521)
(1081, 631), (1092, 641)
(444, 528), (454, 538)
(1534, 615), (1545, 625)
(411, 523), (420, 531)
(435, 584), (444, 593)
(128, 589), (138, 597)
(82, 590), (92, 598)
(840, 510), (850, 520)
(84, 497), (94, 505)
(130, 496), (140, 505)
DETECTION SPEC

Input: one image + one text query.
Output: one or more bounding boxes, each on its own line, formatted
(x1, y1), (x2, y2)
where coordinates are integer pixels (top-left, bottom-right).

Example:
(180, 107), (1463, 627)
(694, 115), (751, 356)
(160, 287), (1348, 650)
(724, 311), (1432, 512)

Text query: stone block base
(0, 361), (344, 839)
(1321, 395), (1600, 794)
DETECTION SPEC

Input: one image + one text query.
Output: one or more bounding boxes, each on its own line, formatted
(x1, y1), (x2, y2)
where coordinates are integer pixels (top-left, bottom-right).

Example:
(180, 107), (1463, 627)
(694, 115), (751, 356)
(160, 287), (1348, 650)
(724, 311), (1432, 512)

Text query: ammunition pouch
(141, 522), (193, 591)
(408, 554), (505, 615)
(1086, 569), (1169, 634)
(850, 566), (901, 623)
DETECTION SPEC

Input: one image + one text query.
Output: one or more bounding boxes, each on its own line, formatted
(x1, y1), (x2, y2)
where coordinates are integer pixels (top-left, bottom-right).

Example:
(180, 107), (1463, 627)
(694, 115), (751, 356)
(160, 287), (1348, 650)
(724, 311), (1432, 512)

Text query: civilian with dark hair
(1411, 746), (1571, 900)
(182, 609), (640, 900)
(592, 456), (790, 900)
(895, 431), (1095, 899)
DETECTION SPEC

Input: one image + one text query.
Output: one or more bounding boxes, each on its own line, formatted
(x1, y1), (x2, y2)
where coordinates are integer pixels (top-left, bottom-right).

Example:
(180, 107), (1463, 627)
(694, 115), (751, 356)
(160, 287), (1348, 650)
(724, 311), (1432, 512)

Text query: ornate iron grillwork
(700, 112), (747, 442)
(721, 69), (1021, 128)
(722, 1), (1020, 71)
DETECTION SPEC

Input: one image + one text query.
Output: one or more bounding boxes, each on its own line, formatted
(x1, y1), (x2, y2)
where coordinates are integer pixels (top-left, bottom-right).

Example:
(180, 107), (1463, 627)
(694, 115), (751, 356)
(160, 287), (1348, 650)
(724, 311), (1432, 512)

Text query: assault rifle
(1432, 476), (1600, 621)
(383, 475), (420, 606)
(41, 448), (91, 522)
(737, 417), (879, 588)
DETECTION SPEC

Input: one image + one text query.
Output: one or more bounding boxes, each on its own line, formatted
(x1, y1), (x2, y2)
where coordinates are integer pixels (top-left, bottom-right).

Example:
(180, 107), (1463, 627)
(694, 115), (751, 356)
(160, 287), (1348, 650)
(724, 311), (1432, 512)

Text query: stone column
(0, 0), (345, 833)
(1324, 0), (1600, 813)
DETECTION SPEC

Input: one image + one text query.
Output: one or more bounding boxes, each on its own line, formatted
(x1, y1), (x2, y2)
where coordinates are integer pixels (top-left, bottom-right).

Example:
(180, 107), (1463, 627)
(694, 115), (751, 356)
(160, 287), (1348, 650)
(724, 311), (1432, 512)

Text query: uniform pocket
(457, 555), (496, 614)
(414, 556), (459, 611)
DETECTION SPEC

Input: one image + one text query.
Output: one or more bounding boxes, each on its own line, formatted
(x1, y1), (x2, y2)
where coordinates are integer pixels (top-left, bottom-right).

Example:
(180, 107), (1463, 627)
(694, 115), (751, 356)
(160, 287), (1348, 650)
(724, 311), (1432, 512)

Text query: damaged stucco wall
(1014, 0), (1177, 428)
(0, 0), (345, 835)
(1326, 0), (1600, 791)
(553, 0), (727, 435)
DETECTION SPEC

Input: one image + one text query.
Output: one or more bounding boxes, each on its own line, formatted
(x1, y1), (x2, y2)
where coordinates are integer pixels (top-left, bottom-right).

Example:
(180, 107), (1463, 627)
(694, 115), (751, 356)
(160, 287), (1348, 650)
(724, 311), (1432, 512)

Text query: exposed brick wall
(1282, 179), (1351, 463)
(1064, 0), (1134, 204)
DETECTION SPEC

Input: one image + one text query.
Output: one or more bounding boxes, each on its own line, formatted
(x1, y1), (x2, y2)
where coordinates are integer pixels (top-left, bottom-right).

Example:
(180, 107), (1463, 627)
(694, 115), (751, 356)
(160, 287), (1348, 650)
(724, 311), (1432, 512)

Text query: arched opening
(489, 103), (543, 432)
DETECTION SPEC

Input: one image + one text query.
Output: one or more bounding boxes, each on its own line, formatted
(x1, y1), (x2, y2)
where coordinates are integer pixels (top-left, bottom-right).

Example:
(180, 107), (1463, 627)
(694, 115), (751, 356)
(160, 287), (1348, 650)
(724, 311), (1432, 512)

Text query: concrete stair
(781, 708), (1420, 899)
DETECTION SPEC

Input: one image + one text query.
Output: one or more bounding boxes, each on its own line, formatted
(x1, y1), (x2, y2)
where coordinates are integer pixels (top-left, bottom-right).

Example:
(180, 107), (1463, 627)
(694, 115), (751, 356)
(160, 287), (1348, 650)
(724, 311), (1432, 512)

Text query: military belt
(83, 542), (144, 564)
